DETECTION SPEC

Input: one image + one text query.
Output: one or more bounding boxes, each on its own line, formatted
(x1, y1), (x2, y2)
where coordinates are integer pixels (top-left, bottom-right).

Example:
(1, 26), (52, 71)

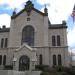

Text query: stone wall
(0, 70), (41, 75)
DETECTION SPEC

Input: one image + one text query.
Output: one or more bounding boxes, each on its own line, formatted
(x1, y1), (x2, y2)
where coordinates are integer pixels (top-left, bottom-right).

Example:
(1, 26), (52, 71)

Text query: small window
(58, 54), (62, 65)
(1, 38), (4, 48)
(52, 36), (56, 46)
(0, 55), (2, 65)
(53, 55), (56, 66)
(39, 54), (43, 65)
(57, 35), (61, 46)
(27, 18), (30, 21)
(3, 55), (6, 65)
(4, 38), (8, 48)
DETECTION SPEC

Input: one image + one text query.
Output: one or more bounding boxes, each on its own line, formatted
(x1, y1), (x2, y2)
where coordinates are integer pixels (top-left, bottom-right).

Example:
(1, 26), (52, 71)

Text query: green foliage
(35, 65), (75, 75)
(35, 65), (49, 71)
(38, 65), (75, 75)
(65, 67), (75, 75)
(40, 72), (68, 75)
(40, 72), (50, 75)
(4, 65), (13, 70)
(54, 65), (66, 72)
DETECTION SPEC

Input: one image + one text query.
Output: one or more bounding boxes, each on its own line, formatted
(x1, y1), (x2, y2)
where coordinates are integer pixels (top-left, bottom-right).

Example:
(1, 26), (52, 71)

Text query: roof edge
(48, 24), (67, 29)
(11, 7), (47, 19)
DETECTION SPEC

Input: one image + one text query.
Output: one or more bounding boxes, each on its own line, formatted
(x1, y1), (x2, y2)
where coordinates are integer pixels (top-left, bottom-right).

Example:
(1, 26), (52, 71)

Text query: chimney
(2, 25), (6, 29)
(62, 20), (66, 25)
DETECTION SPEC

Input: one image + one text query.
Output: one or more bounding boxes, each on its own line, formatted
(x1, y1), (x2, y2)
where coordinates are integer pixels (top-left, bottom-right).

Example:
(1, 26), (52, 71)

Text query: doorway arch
(19, 55), (30, 71)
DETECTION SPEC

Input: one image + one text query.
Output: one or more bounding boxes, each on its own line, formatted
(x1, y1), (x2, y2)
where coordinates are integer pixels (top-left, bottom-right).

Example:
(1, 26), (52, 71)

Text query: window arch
(57, 35), (61, 46)
(52, 36), (56, 46)
(1, 38), (4, 48)
(39, 54), (43, 65)
(58, 54), (62, 65)
(22, 25), (34, 46)
(53, 55), (56, 66)
(5, 38), (8, 48)
(19, 55), (30, 71)
(0, 55), (2, 65)
(3, 55), (6, 65)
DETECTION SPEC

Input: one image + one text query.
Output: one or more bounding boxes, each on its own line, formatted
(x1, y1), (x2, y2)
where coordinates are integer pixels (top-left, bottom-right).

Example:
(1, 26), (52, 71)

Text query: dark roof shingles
(0, 28), (10, 33)
(48, 24), (67, 29)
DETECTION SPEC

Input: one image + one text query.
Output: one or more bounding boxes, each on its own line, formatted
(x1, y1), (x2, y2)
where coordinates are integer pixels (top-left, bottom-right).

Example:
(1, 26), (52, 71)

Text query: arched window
(58, 54), (62, 65)
(52, 36), (56, 46)
(22, 26), (34, 46)
(1, 38), (4, 48)
(0, 55), (2, 65)
(53, 55), (56, 66)
(57, 35), (61, 46)
(39, 54), (43, 65)
(4, 38), (8, 48)
(3, 55), (6, 65)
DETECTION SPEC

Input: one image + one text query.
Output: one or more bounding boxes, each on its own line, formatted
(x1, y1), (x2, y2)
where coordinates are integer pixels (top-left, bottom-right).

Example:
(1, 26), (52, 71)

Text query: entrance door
(19, 55), (30, 71)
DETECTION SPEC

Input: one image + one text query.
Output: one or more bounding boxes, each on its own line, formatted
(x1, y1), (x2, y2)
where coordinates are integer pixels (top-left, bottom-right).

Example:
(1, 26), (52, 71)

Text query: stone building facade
(0, 0), (70, 71)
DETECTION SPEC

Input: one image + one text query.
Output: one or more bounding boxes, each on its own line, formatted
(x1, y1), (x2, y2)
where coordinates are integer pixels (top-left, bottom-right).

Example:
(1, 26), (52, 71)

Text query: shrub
(36, 65), (75, 75)
(40, 72), (50, 75)
(53, 65), (62, 72)
(4, 65), (13, 70)
(35, 65), (49, 71)
(53, 66), (69, 72)
(66, 68), (75, 75)
(40, 71), (69, 75)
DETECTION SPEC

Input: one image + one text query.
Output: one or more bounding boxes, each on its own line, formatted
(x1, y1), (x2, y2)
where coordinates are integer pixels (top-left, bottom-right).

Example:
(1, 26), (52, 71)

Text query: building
(0, 0), (70, 71)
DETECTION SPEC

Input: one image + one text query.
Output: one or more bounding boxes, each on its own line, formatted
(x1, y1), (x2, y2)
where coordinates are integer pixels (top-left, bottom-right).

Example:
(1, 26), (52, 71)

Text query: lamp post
(31, 59), (35, 70)
(31, 57), (37, 70)
(12, 57), (17, 70)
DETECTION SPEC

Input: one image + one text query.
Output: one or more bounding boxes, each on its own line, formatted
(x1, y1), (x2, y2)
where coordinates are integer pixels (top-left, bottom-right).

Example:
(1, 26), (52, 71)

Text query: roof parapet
(0, 25), (10, 33)
(2, 25), (6, 29)
(62, 20), (66, 26)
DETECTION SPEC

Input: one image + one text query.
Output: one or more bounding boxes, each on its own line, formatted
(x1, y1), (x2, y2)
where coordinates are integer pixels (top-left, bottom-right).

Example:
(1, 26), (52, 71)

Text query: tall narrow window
(0, 55), (2, 65)
(52, 36), (56, 46)
(1, 38), (4, 48)
(4, 38), (8, 48)
(53, 55), (56, 66)
(39, 54), (42, 65)
(58, 54), (62, 65)
(57, 35), (61, 46)
(3, 55), (6, 65)
(22, 26), (34, 46)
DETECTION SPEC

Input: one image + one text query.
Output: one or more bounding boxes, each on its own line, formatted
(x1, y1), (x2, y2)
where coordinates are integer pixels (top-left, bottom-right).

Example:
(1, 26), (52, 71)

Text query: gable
(15, 43), (33, 52)
(11, 8), (46, 19)
(14, 43), (37, 60)
(11, 1), (47, 19)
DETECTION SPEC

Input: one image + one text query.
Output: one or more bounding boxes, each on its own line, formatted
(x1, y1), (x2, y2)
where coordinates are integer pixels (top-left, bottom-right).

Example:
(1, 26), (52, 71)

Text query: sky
(0, 0), (75, 49)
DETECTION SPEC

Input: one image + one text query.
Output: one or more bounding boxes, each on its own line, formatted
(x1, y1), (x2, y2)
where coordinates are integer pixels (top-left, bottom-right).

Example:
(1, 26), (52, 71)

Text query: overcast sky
(0, 0), (75, 48)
